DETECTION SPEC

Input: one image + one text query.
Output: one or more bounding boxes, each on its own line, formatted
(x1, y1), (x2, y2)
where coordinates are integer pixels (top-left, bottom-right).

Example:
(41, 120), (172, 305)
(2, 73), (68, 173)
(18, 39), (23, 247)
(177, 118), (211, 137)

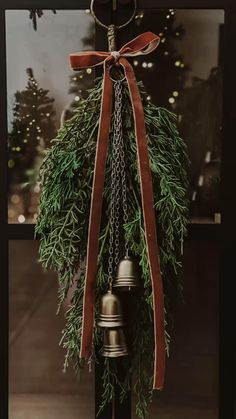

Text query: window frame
(1, 1), (235, 418)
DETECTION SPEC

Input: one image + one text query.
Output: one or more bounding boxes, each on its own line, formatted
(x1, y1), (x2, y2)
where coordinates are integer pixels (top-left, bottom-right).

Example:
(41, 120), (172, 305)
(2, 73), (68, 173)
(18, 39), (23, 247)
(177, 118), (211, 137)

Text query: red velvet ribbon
(70, 32), (165, 390)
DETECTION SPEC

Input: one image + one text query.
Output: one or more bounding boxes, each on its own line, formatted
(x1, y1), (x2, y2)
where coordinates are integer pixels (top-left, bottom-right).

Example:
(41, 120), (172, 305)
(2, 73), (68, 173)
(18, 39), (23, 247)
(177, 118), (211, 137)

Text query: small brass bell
(101, 328), (128, 357)
(113, 256), (139, 291)
(97, 290), (124, 328)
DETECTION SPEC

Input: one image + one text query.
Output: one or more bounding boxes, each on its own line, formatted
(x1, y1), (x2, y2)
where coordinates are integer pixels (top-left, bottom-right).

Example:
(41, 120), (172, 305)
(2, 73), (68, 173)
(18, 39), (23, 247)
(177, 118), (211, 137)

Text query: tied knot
(70, 32), (160, 71)
(111, 51), (120, 62)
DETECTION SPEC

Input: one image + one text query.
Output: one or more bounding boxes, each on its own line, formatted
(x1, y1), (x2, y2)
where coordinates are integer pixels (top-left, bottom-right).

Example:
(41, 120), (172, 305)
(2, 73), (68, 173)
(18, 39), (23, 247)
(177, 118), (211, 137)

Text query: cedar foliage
(35, 78), (189, 418)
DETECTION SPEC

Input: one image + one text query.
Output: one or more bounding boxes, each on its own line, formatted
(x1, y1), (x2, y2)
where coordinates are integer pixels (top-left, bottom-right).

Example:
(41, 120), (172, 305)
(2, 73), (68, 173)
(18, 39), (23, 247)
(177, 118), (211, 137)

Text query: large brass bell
(113, 255), (139, 291)
(101, 328), (128, 357)
(97, 290), (124, 328)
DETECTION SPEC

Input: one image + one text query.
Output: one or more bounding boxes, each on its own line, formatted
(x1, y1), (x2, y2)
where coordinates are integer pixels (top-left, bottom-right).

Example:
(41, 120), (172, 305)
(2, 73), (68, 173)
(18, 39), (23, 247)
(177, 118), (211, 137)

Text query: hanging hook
(107, 24), (117, 51)
(90, 0), (137, 30)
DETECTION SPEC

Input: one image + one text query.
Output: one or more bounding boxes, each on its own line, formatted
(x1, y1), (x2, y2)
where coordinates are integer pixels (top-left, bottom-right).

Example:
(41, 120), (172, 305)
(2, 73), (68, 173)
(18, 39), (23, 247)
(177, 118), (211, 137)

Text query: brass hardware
(97, 290), (124, 327)
(113, 256), (139, 291)
(101, 327), (128, 357)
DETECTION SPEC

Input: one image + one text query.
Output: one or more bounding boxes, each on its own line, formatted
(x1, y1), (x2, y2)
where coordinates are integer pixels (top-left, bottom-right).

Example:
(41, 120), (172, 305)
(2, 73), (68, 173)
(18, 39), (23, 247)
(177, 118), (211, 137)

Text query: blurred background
(7, 7), (221, 419)
(7, 8), (223, 224)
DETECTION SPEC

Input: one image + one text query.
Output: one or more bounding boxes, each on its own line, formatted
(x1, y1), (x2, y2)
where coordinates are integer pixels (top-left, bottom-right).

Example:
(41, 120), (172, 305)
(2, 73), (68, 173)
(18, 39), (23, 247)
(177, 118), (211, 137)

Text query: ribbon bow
(70, 32), (165, 390)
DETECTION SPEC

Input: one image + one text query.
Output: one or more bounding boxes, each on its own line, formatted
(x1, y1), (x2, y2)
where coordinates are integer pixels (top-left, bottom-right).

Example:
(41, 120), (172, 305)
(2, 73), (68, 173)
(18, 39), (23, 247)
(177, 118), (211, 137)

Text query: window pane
(128, 9), (223, 224)
(6, 10), (95, 224)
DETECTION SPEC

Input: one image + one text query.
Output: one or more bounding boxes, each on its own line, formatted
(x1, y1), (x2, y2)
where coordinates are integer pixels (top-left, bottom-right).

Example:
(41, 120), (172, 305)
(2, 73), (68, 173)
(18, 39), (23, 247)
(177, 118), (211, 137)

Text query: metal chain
(118, 88), (129, 257)
(108, 79), (128, 283)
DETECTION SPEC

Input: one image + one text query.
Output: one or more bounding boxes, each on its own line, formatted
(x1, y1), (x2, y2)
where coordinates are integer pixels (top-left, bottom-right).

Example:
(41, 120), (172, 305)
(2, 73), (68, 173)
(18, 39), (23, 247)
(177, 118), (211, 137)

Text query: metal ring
(90, 0), (137, 30)
(108, 65), (126, 83)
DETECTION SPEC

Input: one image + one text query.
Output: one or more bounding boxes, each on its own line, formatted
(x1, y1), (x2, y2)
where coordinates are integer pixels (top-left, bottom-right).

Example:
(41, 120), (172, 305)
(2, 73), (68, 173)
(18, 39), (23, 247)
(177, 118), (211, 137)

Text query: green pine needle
(36, 77), (190, 418)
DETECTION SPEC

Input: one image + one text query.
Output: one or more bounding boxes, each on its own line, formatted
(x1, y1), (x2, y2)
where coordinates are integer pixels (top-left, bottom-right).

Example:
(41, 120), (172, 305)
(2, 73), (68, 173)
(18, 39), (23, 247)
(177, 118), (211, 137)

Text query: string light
(74, 96), (80, 102)
(8, 160), (15, 168)
(166, 14), (170, 19)
(86, 68), (92, 74)
(198, 175), (204, 186)
(168, 97), (175, 104)
(147, 95), (151, 101)
(159, 32), (163, 37)
(164, 51), (169, 56)
(135, 11), (144, 19)
(85, 9), (90, 14)
(133, 60), (138, 66)
(46, 112), (50, 116)
(192, 191), (197, 201)
(23, 139), (28, 143)
(18, 214), (26, 223)
(173, 91), (179, 97)
(73, 77), (77, 81)
(147, 62), (153, 68)
(16, 146), (21, 151)
(33, 92), (36, 95)
(161, 38), (166, 43)
(175, 60), (181, 67)
(11, 194), (20, 204)
(37, 136), (40, 140)
(180, 63), (185, 68)
(142, 62), (147, 68)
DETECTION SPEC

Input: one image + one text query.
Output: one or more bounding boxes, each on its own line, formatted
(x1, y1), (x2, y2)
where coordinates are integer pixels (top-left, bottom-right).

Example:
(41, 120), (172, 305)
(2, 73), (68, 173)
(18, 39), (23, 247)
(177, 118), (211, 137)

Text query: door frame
(1, 1), (235, 418)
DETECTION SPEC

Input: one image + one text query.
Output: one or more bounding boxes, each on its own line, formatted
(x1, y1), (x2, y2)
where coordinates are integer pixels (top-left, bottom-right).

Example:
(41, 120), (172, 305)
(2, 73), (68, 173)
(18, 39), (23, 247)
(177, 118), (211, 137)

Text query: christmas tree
(8, 68), (56, 221)
(8, 67), (56, 186)
(131, 9), (189, 109)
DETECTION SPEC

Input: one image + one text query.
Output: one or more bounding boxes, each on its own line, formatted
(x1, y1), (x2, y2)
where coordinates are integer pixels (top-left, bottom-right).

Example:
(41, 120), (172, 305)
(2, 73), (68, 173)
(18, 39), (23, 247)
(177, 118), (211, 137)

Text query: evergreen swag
(36, 77), (189, 418)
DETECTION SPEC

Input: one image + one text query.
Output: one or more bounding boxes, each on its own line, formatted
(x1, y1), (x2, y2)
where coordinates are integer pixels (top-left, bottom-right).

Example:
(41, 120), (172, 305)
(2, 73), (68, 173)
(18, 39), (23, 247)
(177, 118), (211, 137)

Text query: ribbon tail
(80, 65), (113, 358)
(121, 58), (166, 390)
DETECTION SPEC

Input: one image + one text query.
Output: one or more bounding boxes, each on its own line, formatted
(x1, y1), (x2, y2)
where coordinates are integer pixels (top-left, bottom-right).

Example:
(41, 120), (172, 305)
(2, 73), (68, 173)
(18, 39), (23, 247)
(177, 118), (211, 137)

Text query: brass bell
(101, 328), (128, 357)
(97, 290), (124, 328)
(113, 256), (139, 291)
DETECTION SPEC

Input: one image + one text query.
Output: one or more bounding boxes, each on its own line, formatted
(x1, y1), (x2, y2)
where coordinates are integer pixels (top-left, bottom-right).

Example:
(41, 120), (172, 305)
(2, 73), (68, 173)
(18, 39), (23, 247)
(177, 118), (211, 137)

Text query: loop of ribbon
(70, 32), (165, 390)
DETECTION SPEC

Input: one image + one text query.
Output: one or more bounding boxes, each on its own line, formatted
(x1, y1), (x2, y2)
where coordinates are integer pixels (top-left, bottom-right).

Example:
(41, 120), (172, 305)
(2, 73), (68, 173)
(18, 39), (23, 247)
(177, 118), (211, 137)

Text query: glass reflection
(6, 10), (95, 223)
(131, 9), (224, 222)
(6, 9), (224, 223)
